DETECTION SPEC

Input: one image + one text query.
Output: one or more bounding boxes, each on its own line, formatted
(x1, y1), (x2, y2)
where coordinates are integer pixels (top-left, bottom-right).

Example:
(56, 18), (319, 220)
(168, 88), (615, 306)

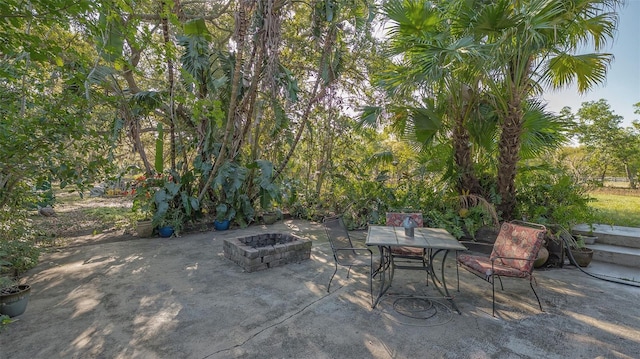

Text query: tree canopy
(0, 0), (633, 234)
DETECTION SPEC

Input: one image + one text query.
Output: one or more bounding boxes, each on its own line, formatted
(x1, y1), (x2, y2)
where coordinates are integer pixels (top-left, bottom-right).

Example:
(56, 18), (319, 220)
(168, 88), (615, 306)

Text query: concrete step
(585, 243), (640, 269)
(572, 224), (640, 249)
(571, 224), (640, 270)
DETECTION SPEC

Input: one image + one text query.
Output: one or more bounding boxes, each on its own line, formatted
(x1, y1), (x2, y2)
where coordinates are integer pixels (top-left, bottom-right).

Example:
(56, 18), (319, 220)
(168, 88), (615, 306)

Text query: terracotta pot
(136, 220), (154, 237)
(569, 247), (594, 267)
(534, 247), (549, 268)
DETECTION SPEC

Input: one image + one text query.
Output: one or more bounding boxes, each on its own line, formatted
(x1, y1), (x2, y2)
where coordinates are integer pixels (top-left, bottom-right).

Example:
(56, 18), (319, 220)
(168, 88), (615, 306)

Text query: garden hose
(561, 232), (640, 288)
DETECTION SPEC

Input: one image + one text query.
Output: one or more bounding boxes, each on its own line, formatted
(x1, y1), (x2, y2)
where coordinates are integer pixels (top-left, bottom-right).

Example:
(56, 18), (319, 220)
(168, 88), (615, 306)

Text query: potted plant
(148, 172), (197, 237)
(161, 209), (185, 237)
(0, 277), (31, 318)
(257, 177), (283, 225)
(261, 209), (281, 225)
(546, 226), (594, 268)
(0, 238), (39, 318)
(214, 203), (235, 231)
(131, 174), (155, 237)
(566, 235), (594, 267)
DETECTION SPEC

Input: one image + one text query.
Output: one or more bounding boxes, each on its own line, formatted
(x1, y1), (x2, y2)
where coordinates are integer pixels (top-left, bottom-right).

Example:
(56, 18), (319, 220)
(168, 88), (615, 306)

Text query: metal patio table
(366, 225), (468, 314)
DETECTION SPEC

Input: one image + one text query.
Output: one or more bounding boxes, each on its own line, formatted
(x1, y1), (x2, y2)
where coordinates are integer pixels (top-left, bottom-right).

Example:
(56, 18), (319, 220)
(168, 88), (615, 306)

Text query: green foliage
(0, 314), (12, 332)
(211, 162), (255, 226)
(574, 99), (640, 187)
(515, 165), (594, 230)
(0, 0), (114, 213)
(0, 209), (40, 279)
(133, 172), (199, 235)
(0, 239), (40, 279)
(0, 206), (40, 278)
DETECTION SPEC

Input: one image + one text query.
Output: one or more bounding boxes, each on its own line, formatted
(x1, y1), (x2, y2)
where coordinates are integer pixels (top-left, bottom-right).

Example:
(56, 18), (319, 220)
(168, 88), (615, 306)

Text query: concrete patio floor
(1, 220), (639, 358)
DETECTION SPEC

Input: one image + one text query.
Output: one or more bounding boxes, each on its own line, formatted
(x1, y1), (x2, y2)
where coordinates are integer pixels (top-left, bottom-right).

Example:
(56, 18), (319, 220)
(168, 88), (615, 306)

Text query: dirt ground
(29, 192), (215, 248)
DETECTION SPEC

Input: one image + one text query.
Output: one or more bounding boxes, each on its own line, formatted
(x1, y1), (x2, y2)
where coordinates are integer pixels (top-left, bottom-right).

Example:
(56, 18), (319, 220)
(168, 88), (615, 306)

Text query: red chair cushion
(390, 246), (424, 256)
(385, 213), (424, 227)
(490, 222), (545, 273)
(457, 253), (531, 278)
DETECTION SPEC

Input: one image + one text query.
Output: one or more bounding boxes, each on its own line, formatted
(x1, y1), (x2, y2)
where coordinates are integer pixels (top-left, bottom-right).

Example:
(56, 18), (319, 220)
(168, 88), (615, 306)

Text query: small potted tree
(0, 239), (39, 317)
(149, 173), (197, 238)
(0, 276), (31, 318)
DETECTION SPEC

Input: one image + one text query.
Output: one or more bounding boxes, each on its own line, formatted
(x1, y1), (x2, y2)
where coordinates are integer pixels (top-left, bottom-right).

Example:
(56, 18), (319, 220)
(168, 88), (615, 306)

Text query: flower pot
(569, 247), (594, 267)
(214, 219), (230, 231)
(0, 285), (31, 317)
(534, 246), (549, 268)
(262, 212), (278, 225)
(136, 220), (154, 237)
(158, 226), (174, 238)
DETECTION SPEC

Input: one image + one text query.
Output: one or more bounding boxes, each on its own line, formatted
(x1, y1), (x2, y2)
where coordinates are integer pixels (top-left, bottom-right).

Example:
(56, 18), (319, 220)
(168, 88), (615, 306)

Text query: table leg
(428, 249), (462, 314)
(372, 246), (392, 308)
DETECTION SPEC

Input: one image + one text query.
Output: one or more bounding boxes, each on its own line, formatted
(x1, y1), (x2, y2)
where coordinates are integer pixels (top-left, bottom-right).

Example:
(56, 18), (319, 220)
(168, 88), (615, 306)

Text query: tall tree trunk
(497, 102), (523, 220)
(273, 26), (336, 179)
(452, 114), (481, 195)
(496, 57), (532, 220)
(161, 1), (176, 171)
(198, 0), (254, 202)
(130, 116), (154, 174)
(625, 164), (637, 189)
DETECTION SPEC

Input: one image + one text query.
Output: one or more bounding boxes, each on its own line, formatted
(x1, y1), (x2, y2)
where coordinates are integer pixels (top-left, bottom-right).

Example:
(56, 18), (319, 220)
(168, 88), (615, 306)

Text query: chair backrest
(385, 212), (424, 227)
(490, 222), (546, 273)
(323, 216), (354, 252)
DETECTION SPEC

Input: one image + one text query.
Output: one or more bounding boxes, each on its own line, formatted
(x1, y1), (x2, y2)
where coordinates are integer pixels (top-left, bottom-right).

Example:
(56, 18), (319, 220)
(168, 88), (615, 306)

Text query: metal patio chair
(456, 221), (546, 316)
(323, 216), (374, 304)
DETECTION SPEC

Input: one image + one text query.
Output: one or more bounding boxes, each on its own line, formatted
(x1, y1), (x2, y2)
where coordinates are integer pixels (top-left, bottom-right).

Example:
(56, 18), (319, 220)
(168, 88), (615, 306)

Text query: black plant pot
(0, 284), (31, 317)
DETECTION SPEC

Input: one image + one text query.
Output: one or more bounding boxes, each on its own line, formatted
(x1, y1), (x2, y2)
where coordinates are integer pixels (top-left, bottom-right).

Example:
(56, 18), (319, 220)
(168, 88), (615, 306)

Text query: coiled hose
(560, 227), (640, 288)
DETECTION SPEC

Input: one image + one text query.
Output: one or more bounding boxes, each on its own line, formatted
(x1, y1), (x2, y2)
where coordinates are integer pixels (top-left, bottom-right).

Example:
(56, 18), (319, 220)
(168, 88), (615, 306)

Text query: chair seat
(457, 253), (530, 278)
(390, 246), (424, 257)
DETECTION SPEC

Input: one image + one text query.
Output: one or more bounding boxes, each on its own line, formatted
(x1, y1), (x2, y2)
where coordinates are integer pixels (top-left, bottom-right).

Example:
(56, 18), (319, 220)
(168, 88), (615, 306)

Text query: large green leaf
(184, 18), (211, 39)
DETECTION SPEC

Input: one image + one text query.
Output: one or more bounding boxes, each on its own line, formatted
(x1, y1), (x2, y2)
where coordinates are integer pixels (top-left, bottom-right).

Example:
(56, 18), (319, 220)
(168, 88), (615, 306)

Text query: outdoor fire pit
(223, 233), (312, 272)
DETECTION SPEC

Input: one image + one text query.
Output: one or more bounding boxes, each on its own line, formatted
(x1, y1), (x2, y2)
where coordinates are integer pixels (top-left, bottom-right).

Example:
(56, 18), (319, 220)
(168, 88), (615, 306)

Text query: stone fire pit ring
(223, 233), (312, 272)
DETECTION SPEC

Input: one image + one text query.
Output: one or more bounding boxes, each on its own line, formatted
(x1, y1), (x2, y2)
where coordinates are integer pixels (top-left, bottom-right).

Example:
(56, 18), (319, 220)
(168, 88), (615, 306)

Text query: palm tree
(471, 0), (622, 218)
(372, 0), (620, 219)
(374, 0), (489, 195)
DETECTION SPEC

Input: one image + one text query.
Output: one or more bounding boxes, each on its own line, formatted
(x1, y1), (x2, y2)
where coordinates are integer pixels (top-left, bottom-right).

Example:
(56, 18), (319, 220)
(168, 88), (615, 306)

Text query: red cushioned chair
(457, 221), (546, 316)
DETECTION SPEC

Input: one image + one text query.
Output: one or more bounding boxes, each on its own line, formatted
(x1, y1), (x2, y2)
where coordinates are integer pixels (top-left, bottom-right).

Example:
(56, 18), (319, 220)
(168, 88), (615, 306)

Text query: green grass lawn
(589, 192), (640, 227)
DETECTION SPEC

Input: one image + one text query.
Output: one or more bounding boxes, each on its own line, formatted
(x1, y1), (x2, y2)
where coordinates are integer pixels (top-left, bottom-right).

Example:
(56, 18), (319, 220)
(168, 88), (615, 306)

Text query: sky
(542, 0), (640, 126)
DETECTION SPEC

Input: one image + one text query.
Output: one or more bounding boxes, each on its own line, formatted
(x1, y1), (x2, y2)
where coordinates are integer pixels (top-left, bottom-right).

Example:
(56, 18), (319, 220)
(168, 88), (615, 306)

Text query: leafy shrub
(0, 239), (40, 278)
(515, 165), (594, 229)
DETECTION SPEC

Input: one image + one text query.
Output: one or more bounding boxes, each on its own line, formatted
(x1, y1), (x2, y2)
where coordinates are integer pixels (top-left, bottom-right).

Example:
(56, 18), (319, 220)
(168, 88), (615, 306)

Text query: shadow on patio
(2, 219), (639, 358)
